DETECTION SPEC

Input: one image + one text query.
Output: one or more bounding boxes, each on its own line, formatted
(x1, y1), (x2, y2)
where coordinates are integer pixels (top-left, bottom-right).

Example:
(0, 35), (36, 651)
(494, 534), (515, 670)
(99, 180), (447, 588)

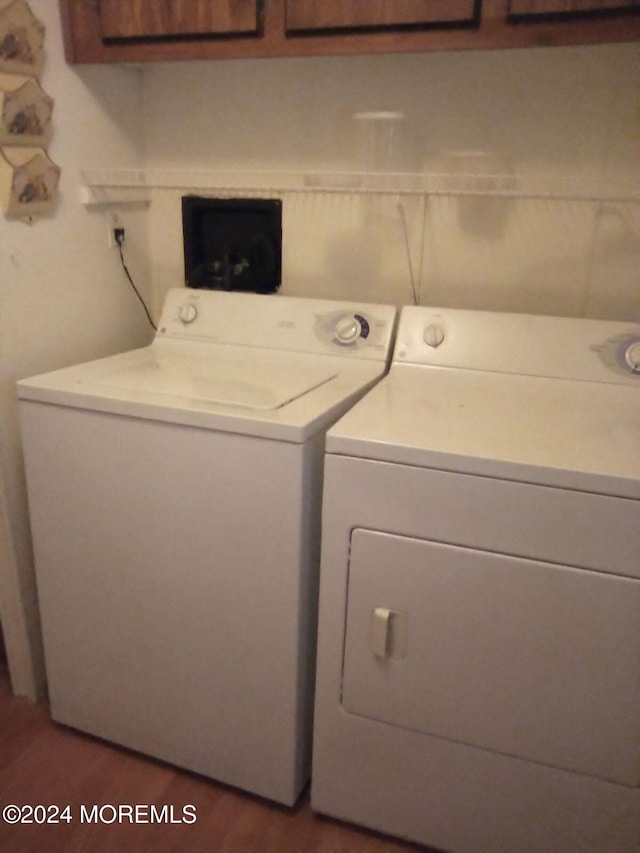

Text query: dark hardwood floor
(0, 664), (429, 852)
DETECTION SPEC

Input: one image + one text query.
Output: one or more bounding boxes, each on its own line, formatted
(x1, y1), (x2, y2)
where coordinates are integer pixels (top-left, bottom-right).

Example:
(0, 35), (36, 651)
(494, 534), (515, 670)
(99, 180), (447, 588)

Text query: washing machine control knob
(334, 314), (362, 344)
(624, 341), (640, 373)
(423, 323), (445, 348)
(178, 303), (198, 325)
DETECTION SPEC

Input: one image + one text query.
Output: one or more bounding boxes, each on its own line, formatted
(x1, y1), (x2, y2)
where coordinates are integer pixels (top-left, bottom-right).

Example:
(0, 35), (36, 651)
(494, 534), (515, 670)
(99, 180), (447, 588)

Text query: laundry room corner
(0, 0), (153, 699)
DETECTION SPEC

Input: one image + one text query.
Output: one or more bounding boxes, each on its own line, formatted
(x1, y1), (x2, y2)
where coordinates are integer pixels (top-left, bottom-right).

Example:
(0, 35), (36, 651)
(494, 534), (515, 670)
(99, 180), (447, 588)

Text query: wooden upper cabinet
(284, 0), (478, 33)
(58, 0), (640, 63)
(509, 0), (639, 16)
(98, 0), (261, 40)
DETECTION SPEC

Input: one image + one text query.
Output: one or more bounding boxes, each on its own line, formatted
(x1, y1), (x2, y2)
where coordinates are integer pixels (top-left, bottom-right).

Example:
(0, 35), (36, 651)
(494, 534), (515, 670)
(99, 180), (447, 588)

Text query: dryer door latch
(371, 607), (407, 660)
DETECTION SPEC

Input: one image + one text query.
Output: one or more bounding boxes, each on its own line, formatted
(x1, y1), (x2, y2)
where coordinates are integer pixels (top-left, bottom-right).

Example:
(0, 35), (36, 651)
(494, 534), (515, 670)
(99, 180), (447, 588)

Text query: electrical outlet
(108, 225), (125, 248)
(107, 212), (125, 248)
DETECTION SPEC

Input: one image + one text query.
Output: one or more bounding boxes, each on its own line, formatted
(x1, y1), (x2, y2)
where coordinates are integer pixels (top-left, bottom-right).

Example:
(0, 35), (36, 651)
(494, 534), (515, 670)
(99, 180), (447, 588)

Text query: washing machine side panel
(342, 529), (640, 786)
(20, 400), (314, 806)
(312, 454), (640, 853)
(295, 428), (326, 786)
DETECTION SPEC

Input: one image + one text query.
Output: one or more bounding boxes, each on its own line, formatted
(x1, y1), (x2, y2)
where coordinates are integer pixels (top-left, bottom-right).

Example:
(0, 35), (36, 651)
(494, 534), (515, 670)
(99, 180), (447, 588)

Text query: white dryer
(18, 288), (396, 807)
(312, 306), (640, 852)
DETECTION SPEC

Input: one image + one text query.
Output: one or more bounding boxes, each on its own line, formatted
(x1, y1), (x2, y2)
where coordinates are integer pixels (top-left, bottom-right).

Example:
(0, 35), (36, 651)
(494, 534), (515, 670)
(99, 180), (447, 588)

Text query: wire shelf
(79, 168), (640, 206)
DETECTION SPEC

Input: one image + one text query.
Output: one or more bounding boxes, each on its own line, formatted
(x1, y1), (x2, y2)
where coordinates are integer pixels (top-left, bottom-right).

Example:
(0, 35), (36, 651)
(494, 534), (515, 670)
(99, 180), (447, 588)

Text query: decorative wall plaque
(0, 72), (52, 145)
(0, 0), (45, 76)
(0, 145), (60, 218)
(0, 0), (59, 220)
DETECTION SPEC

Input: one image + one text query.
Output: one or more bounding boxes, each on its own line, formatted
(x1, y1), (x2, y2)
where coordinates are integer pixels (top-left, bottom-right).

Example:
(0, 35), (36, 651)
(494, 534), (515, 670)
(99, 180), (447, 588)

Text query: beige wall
(0, 1), (152, 697)
(143, 45), (639, 319)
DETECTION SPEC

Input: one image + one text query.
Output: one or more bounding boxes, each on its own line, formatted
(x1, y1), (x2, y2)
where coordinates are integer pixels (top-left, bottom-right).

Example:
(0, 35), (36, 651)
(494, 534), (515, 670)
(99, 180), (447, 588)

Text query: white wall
(0, 1), (152, 697)
(143, 45), (639, 319)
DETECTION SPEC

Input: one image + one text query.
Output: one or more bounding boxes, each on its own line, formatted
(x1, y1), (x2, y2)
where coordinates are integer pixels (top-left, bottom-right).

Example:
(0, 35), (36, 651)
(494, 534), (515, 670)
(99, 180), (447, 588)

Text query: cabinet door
(509, 0), (639, 16)
(99, 0), (260, 40)
(285, 0), (477, 33)
(58, 0), (640, 62)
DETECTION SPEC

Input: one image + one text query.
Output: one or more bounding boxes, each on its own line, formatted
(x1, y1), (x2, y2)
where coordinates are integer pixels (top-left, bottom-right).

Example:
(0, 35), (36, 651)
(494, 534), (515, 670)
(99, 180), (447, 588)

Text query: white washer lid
(326, 365), (640, 498)
(83, 346), (337, 411)
(18, 341), (388, 443)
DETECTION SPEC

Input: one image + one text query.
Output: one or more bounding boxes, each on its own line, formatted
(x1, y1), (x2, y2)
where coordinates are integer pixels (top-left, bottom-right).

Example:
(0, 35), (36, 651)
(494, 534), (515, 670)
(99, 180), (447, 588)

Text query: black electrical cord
(117, 242), (157, 331)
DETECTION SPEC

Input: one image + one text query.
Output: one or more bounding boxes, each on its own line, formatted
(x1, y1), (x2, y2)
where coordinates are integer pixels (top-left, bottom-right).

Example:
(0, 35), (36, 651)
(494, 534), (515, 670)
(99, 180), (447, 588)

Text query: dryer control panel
(157, 289), (396, 361)
(394, 306), (640, 386)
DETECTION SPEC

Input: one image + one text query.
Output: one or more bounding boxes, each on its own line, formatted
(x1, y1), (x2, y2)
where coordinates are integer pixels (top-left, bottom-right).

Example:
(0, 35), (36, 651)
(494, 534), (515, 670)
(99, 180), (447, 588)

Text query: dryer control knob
(335, 315), (362, 344)
(178, 303), (198, 325)
(624, 341), (640, 373)
(424, 323), (445, 348)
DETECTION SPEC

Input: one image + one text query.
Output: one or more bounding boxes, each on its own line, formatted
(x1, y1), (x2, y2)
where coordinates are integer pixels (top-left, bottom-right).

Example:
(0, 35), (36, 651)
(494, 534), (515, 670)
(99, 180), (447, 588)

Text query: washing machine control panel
(331, 313), (370, 345)
(156, 289), (396, 362)
(314, 309), (394, 355)
(178, 303), (198, 324)
(334, 314), (364, 344)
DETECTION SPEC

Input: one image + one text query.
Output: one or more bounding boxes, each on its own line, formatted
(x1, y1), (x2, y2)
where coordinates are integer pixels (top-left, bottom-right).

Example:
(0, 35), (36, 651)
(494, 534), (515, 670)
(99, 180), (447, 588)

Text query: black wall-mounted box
(182, 196), (282, 294)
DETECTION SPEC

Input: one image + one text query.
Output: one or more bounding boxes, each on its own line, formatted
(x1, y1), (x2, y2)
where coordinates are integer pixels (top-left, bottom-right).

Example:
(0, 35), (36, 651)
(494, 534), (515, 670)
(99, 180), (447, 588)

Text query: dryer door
(341, 529), (640, 786)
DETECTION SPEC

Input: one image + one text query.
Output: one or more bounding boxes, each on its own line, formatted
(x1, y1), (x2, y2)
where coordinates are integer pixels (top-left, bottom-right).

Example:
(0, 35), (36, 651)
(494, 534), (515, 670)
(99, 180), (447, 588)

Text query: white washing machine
(18, 288), (396, 807)
(312, 306), (640, 852)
